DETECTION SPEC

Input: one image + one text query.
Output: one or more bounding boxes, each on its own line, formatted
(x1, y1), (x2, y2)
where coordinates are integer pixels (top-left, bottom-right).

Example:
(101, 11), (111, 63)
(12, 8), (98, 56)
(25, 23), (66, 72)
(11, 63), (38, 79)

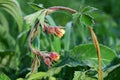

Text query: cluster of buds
(43, 25), (65, 38)
(42, 52), (60, 68)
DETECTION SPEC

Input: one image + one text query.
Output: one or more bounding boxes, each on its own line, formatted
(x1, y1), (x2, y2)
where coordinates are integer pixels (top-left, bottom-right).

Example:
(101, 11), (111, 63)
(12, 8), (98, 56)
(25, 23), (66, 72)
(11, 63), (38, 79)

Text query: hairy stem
(31, 54), (40, 73)
(28, 20), (39, 54)
(28, 28), (36, 53)
(49, 6), (77, 13)
(89, 27), (102, 80)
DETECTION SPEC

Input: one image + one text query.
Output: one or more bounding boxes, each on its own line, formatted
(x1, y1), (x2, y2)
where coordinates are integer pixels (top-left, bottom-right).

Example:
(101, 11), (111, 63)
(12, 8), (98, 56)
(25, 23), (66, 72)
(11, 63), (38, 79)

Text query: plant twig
(89, 27), (102, 80)
(31, 54), (40, 73)
(28, 20), (40, 74)
(28, 20), (39, 54)
(49, 6), (77, 13)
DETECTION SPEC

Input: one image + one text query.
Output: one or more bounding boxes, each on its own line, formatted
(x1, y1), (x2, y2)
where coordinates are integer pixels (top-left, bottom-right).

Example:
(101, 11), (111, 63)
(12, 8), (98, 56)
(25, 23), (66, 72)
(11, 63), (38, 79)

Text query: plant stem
(28, 20), (40, 54)
(49, 6), (77, 13)
(89, 27), (102, 80)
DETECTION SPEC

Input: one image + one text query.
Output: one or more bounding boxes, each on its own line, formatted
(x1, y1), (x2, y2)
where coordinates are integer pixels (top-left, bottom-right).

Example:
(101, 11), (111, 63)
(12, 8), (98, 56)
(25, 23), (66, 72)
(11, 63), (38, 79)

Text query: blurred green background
(0, 0), (120, 80)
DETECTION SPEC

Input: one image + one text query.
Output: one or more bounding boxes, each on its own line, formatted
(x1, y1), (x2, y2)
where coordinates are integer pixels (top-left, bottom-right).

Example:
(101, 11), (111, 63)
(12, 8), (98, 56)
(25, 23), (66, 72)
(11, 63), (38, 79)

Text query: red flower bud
(54, 27), (65, 38)
(44, 58), (51, 68)
(49, 52), (60, 61)
(47, 27), (55, 34)
(43, 25), (65, 38)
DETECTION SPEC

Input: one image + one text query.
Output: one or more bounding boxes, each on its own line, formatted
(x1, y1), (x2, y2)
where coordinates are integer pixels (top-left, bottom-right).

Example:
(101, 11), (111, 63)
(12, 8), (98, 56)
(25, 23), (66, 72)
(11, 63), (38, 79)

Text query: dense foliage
(0, 0), (120, 80)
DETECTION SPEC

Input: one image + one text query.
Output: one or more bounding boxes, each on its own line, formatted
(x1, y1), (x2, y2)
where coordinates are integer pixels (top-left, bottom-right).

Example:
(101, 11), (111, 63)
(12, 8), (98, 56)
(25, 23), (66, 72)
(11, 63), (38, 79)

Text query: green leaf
(73, 71), (82, 80)
(17, 29), (29, 40)
(32, 30), (40, 50)
(64, 22), (72, 51)
(16, 78), (24, 80)
(46, 67), (63, 77)
(0, 0), (23, 32)
(82, 6), (97, 14)
(46, 15), (61, 52)
(103, 64), (120, 80)
(25, 9), (48, 28)
(0, 12), (16, 51)
(24, 10), (43, 26)
(46, 15), (56, 26)
(53, 36), (61, 52)
(73, 71), (96, 80)
(103, 64), (120, 79)
(80, 14), (94, 27)
(57, 52), (84, 67)
(28, 3), (44, 10)
(72, 13), (80, 23)
(38, 9), (48, 28)
(48, 77), (56, 80)
(0, 72), (10, 80)
(70, 44), (116, 67)
(27, 67), (63, 80)
(28, 72), (47, 80)
(0, 12), (9, 29)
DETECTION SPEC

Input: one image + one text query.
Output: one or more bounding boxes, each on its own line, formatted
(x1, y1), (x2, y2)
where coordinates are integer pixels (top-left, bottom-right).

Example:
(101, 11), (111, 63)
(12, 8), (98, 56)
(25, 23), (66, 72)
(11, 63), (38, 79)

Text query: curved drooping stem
(90, 27), (102, 80)
(28, 20), (39, 54)
(49, 6), (77, 13)
(28, 6), (102, 80)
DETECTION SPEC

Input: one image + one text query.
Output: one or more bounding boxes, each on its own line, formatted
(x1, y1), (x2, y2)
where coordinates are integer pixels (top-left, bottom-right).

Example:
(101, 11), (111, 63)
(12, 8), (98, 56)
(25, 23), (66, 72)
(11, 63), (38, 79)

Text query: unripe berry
(49, 52), (60, 61)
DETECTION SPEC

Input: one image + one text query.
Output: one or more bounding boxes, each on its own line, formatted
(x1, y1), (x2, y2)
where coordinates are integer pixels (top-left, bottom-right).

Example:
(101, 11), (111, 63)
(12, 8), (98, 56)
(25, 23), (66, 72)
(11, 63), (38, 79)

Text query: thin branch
(28, 20), (39, 54)
(28, 28), (36, 53)
(31, 55), (38, 73)
(89, 27), (103, 80)
(49, 6), (77, 13)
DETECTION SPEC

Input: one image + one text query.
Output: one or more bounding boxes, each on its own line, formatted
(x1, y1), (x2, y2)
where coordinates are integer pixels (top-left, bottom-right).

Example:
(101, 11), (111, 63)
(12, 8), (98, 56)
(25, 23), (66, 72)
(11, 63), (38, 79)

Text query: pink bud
(49, 52), (60, 61)
(54, 27), (65, 38)
(47, 27), (55, 34)
(44, 58), (51, 68)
